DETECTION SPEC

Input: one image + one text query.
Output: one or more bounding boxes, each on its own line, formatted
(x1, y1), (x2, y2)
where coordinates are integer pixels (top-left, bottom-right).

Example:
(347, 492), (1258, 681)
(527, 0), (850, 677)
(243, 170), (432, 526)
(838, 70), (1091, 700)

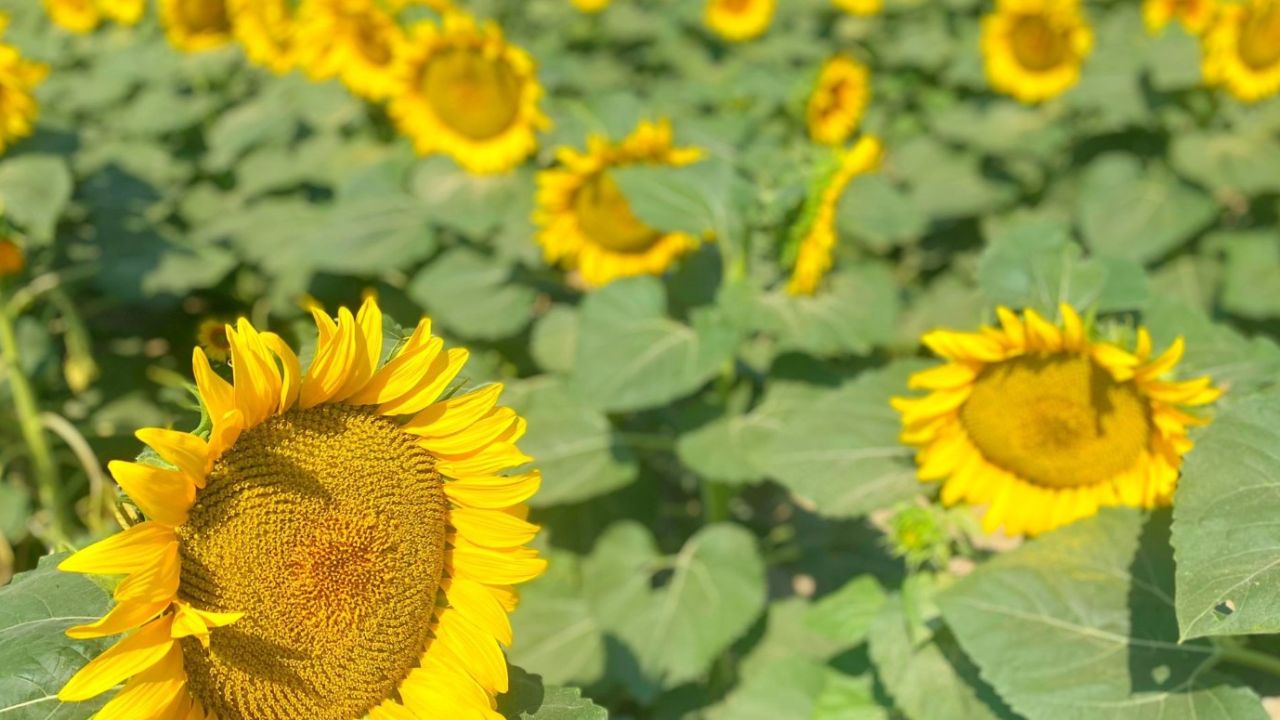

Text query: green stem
(1218, 644), (1280, 678)
(701, 479), (732, 524)
(0, 294), (70, 546)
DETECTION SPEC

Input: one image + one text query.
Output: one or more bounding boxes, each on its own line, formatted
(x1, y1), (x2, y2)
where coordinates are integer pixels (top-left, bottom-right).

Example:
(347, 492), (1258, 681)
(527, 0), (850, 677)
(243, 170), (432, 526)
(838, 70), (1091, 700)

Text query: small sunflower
(100, 0), (145, 25)
(389, 12), (548, 175)
(787, 135), (882, 295)
(705, 0), (776, 42)
(892, 305), (1221, 537)
(294, 0), (406, 101)
(807, 55), (871, 146)
(0, 24), (48, 156)
(229, 0), (297, 73)
(572, 0), (611, 12)
(535, 119), (704, 289)
(981, 0), (1094, 104)
(1202, 0), (1280, 102)
(1144, 0), (1217, 34)
(58, 296), (545, 719)
(44, 0), (100, 33)
(195, 317), (233, 363)
(0, 238), (23, 277)
(833, 0), (882, 16)
(161, 0), (233, 53)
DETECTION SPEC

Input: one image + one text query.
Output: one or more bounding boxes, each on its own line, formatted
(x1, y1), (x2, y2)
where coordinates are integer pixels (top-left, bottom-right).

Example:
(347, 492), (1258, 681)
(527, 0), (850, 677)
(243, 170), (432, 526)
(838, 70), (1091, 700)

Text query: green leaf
(410, 156), (534, 238)
(1219, 230), (1280, 320)
(706, 657), (831, 720)
(1076, 154), (1217, 265)
(408, 247), (536, 342)
(806, 576), (888, 648)
(569, 277), (739, 413)
(505, 377), (638, 507)
(1173, 388), (1280, 639)
(675, 407), (772, 486)
(584, 522), (766, 699)
(809, 669), (891, 720)
(754, 361), (925, 518)
(0, 155), (73, 244)
(835, 175), (927, 253)
(499, 667), (608, 720)
(895, 138), (1016, 220)
(753, 263), (901, 358)
(939, 510), (1268, 720)
(1171, 131), (1280, 197)
(530, 306), (580, 375)
(0, 553), (114, 720)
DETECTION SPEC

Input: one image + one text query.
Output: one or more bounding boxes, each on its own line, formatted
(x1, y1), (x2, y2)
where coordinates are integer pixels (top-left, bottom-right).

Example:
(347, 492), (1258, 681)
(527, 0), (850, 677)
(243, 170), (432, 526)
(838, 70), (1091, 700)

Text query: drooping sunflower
(293, 0), (407, 101)
(1144, 0), (1217, 34)
(43, 0), (101, 33)
(892, 305), (1221, 537)
(535, 119), (704, 289)
(833, 0), (882, 16)
(58, 296), (545, 719)
(807, 55), (872, 146)
(787, 135), (882, 295)
(0, 23), (48, 156)
(705, 0), (776, 42)
(981, 0), (1094, 104)
(572, 0), (611, 12)
(161, 0), (234, 53)
(1202, 0), (1280, 102)
(389, 12), (548, 175)
(229, 0), (297, 74)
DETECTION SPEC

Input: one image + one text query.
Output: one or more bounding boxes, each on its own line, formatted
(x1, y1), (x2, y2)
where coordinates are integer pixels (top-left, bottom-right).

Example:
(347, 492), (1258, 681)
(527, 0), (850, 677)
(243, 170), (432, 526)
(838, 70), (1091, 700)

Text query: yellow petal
(109, 462), (196, 527)
(91, 642), (188, 720)
(1022, 308), (1062, 351)
(1059, 303), (1084, 349)
(995, 306), (1026, 349)
(192, 348), (233, 423)
(113, 542), (179, 604)
(1138, 336), (1186, 381)
(261, 331), (301, 413)
(66, 598), (169, 640)
(58, 615), (176, 702)
(400, 652), (501, 720)
(348, 335), (445, 406)
(300, 308), (358, 408)
(59, 521), (176, 575)
(171, 601), (244, 648)
(445, 577), (513, 646)
(923, 330), (1007, 362)
(906, 364), (976, 391)
(434, 607), (508, 694)
(420, 408), (520, 456)
(449, 540), (546, 585)
(379, 347), (470, 417)
(369, 700), (419, 720)
(451, 507), (540, 549)
(444, 472), (542, 510)
(404, 384), (504, 438)
(228, 319), (283, 428)
(135, 428), (210, 488)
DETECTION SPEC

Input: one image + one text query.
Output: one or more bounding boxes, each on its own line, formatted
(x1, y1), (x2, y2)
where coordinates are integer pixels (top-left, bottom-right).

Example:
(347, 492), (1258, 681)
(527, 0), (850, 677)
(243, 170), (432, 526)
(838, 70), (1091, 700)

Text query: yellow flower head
(294, 0), (407, 100)
(0, 38), (48, 156)
(230, 0), (297, 74)
(100, 0), (146, 25)
(892, 306), (1222, 537)
(787, 135), (882, 295)
(161, 0), (234, 53)
(807, 55), (872, 146)
(1202, 0), (1280, 102)
(0, 238), (24, 277)
(573, 0), (611, 12)
(58, 296), (545, 720)
(981, 0), (1094, 104)
(833, 0), (882, 16)
(705, 0), (776, 42)
(44, 0), (100, 33)
(535, 119), (704, 289)
(195, 317), (233, 363)
(1144, 0), (1218, 34)
(389, 12), (548, 175)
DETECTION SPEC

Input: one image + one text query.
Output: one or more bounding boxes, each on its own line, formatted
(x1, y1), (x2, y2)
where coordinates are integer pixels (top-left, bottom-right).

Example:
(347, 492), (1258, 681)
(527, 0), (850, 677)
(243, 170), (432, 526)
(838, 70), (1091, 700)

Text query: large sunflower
(534, 119), (704, 289)
(0, 22), (48, 156)
(389, 12), (548, 175)
(787, 135), (882, 295)
(161, 0), (233, 53)
(1144, 0), (1217, 34)
(229, 0), (297, 74)
(807, 55), (871, 146)
(705, 0), (775, 42)
(58, 296), (545, 719)
(892, 305), (1221, 537)
(981, 0), (1093, 104)
(1202, 0), (1280, 102)
(294, 0), (407, 101)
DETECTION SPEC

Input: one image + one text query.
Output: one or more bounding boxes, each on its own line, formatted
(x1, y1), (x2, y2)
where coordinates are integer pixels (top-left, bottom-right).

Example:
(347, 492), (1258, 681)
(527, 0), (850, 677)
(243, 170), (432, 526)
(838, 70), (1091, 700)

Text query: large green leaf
(939, 510), (1268, 720)
(0, 155), (73, 244)
(500, 668), (608, 720)
(408, 247), (537, 342)
(583, 522), (766, 699)
(753, 263), (901, 358)
(569, 277), (739, 413)
(1173, 388), (1280, 639)
(0, 554), (113, 720)
(1219, 231), (1280, 320)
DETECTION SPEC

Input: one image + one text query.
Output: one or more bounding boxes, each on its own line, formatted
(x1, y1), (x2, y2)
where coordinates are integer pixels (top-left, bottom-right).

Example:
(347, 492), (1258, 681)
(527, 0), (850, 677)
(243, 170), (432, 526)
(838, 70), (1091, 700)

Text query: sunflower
(980, 0), (1094, 104)
(0, 25), (48, 156)
(58, 296), (545, 719)
(705, 0), (776, 42)
(892, 305), (1221, 537)
(787, 135), (882, 295)
(534, 119), (704, 289)
(573, 0), (611, 12)
(44, 0), (100, 33)
(833, 0), (882, 16)
(1202, 0), (1280, 102)
(195, 317), (233, 363)
(229, 0), (297, 74)
(807, 55), (871, 146)
(1144, 0), (1217, 34)
(161, 0), (233, 53)
(0, 238), (23, 277)
(294, 0), (407, 101)
(389, 12), (548, 174)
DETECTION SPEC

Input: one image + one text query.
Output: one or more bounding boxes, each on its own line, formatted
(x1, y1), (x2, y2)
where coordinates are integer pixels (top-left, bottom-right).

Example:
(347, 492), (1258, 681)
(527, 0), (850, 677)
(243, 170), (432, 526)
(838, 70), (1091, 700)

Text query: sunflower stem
(1217, 644), (1280, 679)
(0, 291), (71, 547)
(700, 479), (733, 524)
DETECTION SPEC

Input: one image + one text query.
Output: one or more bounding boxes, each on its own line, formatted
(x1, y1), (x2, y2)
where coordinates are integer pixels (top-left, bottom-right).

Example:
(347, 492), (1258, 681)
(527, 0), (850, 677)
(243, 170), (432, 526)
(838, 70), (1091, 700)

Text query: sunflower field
(3, 0), (1280, 717)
